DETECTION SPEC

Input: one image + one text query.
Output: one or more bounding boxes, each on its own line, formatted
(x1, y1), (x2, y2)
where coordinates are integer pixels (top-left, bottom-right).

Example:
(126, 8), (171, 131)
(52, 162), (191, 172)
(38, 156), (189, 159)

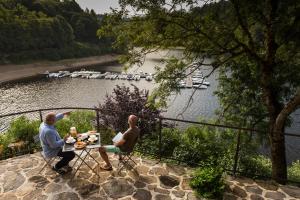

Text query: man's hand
(63, 134), (70, 141)
(63, 111), (71, 116)
(114, 139), (126, 147)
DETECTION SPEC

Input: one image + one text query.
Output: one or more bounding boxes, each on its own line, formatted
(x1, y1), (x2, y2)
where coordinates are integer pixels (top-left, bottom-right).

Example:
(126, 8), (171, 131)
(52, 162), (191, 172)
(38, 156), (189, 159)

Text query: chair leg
(39, 156), (56, 174)
(38, 163), (49, 174)
(117, 154), (136, 174)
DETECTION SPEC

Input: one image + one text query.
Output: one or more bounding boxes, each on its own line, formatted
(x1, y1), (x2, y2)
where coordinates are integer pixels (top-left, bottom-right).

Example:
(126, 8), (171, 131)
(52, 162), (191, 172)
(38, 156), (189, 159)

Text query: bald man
(99, 115), (140, 171)
(39, 112), (75, 175)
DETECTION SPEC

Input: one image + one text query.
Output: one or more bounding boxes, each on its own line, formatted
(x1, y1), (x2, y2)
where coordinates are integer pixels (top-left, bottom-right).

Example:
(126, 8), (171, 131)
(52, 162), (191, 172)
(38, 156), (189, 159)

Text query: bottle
(70, 127), (77, 137)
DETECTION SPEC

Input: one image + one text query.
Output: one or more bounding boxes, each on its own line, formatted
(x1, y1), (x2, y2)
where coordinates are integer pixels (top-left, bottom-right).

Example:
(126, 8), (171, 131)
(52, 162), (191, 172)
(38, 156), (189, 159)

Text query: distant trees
(0, 0), (113, 63)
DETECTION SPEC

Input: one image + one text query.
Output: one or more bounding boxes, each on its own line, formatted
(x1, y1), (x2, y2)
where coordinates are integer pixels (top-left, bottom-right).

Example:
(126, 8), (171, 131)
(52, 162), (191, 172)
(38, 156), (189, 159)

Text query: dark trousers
(55, 149), (75, 169)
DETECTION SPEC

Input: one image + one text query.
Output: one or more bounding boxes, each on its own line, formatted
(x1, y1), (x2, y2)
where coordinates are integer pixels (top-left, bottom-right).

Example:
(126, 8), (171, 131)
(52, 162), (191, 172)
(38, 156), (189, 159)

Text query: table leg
(86, 150), (101, 165)
(78, 149), (101, 179)
(71, 150), (90, 181)
(71, 150), (84, 168)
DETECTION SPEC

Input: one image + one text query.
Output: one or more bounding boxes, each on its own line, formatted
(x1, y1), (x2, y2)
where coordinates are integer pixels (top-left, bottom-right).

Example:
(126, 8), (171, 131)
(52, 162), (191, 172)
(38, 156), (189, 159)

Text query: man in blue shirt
(39, 112), (75, 174)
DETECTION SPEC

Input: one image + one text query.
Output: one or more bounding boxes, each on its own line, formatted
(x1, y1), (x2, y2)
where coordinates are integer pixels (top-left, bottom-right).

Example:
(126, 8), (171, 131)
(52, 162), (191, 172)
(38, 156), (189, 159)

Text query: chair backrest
(33, 134), (40, 145)
(126, 134), (139, 154)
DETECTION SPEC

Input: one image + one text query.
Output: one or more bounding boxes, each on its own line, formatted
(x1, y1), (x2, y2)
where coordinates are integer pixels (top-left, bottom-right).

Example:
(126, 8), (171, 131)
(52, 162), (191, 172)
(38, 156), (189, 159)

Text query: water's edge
(0, 54), (119, 85)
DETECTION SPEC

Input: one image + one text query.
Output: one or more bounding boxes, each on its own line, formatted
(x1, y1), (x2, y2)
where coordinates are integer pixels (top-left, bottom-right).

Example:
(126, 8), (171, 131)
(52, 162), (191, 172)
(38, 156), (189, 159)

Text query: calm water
(0, 50), (299, 163)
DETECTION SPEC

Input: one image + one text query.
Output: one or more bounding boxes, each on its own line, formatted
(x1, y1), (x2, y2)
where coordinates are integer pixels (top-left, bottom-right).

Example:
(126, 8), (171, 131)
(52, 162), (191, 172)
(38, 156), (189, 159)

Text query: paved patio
(0, 151), (299, 200)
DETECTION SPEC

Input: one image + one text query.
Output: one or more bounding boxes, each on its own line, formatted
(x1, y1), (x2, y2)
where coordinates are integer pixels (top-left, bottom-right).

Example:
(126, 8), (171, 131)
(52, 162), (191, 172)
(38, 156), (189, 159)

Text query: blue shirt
(39, 113), (64, 158)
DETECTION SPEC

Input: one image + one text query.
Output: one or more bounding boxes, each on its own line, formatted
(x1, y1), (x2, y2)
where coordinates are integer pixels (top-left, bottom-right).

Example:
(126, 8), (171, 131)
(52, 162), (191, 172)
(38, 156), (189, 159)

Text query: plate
(74, 141), (87, 149)
(66, 137), (76, 144)
(78, 133), (88, 140)
(88, 137), (98, 142)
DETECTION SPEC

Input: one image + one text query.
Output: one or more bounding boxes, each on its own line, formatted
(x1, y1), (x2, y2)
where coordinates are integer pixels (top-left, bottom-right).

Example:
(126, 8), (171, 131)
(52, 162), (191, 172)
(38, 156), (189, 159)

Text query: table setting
(62, 127), (101, 180)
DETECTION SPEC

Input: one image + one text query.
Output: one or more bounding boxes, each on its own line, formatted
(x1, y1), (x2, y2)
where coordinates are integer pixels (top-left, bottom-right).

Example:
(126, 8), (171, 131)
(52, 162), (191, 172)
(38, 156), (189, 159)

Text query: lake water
(0, 50), (299, 163)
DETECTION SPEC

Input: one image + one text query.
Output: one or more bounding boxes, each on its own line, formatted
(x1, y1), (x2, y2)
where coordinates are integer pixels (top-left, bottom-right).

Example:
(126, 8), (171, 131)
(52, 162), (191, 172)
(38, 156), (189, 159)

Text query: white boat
(127, 74), (134, 80)
(110, 74), (117, 80)
(145, 74), (153, 81)
(70, 72), (80, 78)
(88, 73), (101, 79)
(134, 75), (141, 81)
(139, 71), (146, 78)
(178, 80), (186, 88)
(192, 78), (210, 86)
(105, 72), (112, 79)
(48, 73), (59, 78)
(193, 84), (208, 89)
(58, 71), (71, 78)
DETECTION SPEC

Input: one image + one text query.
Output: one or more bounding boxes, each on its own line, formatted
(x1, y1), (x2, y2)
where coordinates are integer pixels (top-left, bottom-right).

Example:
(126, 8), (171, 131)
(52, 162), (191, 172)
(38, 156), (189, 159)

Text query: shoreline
(0, 54), (119, 85)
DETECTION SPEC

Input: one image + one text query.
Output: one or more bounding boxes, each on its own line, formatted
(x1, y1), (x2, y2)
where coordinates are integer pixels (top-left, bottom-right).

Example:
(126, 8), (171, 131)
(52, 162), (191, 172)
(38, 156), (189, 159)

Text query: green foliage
(99, 127), (115, 145)
(136, 128), (181, 157)
(174, 126), (235, 167)
(190, 166), (225, 199)
(6, 116), (39, 143)
(137, 125), (236, 169)
(288, 160), (300, 182)
(0, 0), (115, 63)
(239, 155), (272, 178)
(55, 111), (95, 137)
(0, 133), (13, 155)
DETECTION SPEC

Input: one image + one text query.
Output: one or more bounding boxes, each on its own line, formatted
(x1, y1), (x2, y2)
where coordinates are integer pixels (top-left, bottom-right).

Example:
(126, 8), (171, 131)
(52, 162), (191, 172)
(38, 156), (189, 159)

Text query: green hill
(0, 0), (114, 63)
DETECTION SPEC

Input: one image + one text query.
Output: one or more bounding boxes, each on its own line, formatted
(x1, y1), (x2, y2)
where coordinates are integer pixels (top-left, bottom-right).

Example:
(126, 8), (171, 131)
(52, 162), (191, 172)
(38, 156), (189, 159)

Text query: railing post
(233, 130), (241, 176)
(39, 110), (43, 122)
(158, 118), (162, 161)
(96, 109), (100, 133)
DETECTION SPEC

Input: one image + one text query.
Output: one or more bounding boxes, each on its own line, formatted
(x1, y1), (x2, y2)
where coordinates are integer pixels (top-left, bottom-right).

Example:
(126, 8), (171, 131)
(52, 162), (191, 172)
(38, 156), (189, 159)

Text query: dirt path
(0, 54), (118, 85)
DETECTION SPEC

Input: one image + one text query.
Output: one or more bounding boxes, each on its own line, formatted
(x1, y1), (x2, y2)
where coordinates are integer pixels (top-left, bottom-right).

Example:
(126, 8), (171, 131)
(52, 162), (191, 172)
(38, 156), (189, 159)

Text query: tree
(98, 0), (300, 183)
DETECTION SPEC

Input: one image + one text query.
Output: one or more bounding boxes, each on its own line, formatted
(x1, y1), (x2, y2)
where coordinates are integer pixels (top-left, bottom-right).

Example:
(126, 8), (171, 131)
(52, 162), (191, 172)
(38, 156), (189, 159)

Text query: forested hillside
(0, 0), (114, 63)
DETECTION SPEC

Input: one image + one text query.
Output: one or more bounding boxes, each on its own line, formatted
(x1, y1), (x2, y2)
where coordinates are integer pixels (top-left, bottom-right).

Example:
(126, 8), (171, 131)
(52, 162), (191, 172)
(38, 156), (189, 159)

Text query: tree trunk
(269, 123), (287, 184)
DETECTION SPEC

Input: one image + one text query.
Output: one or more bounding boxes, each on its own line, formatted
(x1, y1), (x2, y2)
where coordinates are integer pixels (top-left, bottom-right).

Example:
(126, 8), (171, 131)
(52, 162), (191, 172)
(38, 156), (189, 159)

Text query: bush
(190, 166), (225, 199)
(173, 126), (235, 167)
(98, 85), (160, 135)
(0, 133), (14, 156)
(55, 111), (96, 137)
(6, 116), (40, 143)
(288, 160), (300, 182)
(136, 128), (181, 157)
(239, 155), (272, 178)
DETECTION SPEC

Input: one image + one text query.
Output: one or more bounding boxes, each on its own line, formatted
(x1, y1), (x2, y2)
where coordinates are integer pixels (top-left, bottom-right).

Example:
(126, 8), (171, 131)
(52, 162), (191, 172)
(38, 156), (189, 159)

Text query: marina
(45, 67), (211, 90)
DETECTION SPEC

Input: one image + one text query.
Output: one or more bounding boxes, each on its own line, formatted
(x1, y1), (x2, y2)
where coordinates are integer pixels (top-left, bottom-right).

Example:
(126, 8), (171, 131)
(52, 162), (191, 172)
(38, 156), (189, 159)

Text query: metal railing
(0, 107), (299, 183)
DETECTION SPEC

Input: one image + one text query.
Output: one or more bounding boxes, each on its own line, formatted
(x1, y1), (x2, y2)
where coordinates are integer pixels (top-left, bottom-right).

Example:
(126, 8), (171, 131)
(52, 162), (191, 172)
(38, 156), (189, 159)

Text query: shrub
(98, 85), (160, 135)
(190, 166), (225, 199)
(0, 133), (14, 156)
(173, 126), (234, 167)
(288, 160), (300, 182)
(239, 155), (272, 178)
(6, 116), (40, 143)
(55, 111), (96, 137)
(136, 128), (181, 157)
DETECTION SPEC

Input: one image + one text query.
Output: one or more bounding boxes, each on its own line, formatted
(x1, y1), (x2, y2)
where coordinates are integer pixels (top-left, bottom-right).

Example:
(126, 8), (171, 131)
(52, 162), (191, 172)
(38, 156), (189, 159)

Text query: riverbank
(0, 54), (119, 85)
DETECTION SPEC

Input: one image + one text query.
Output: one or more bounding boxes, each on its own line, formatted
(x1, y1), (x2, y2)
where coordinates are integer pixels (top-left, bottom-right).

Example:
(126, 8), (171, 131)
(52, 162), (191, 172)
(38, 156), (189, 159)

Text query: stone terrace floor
(0, 151), (299, 200)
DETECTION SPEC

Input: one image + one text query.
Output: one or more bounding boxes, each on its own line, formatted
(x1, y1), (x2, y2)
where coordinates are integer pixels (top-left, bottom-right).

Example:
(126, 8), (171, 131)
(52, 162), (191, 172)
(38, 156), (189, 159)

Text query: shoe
(63, 165), (73, 173)
(52, 166), (67, 175)
(100, 164), (113, 171)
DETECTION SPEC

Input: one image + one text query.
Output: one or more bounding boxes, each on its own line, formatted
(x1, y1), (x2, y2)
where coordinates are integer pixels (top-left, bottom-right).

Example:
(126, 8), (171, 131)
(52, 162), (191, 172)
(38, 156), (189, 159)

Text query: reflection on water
(0, 50), (299, 163)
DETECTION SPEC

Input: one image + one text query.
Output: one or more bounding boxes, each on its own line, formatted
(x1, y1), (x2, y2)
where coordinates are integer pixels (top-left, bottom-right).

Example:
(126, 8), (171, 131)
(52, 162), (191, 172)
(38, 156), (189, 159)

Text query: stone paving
(0, 151), (299, 200)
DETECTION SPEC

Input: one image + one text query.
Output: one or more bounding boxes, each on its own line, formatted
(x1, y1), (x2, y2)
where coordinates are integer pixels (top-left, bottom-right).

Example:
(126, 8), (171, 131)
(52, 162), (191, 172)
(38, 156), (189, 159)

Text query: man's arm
(45, 130), (64, 148)
(55, 112), (71, 121)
